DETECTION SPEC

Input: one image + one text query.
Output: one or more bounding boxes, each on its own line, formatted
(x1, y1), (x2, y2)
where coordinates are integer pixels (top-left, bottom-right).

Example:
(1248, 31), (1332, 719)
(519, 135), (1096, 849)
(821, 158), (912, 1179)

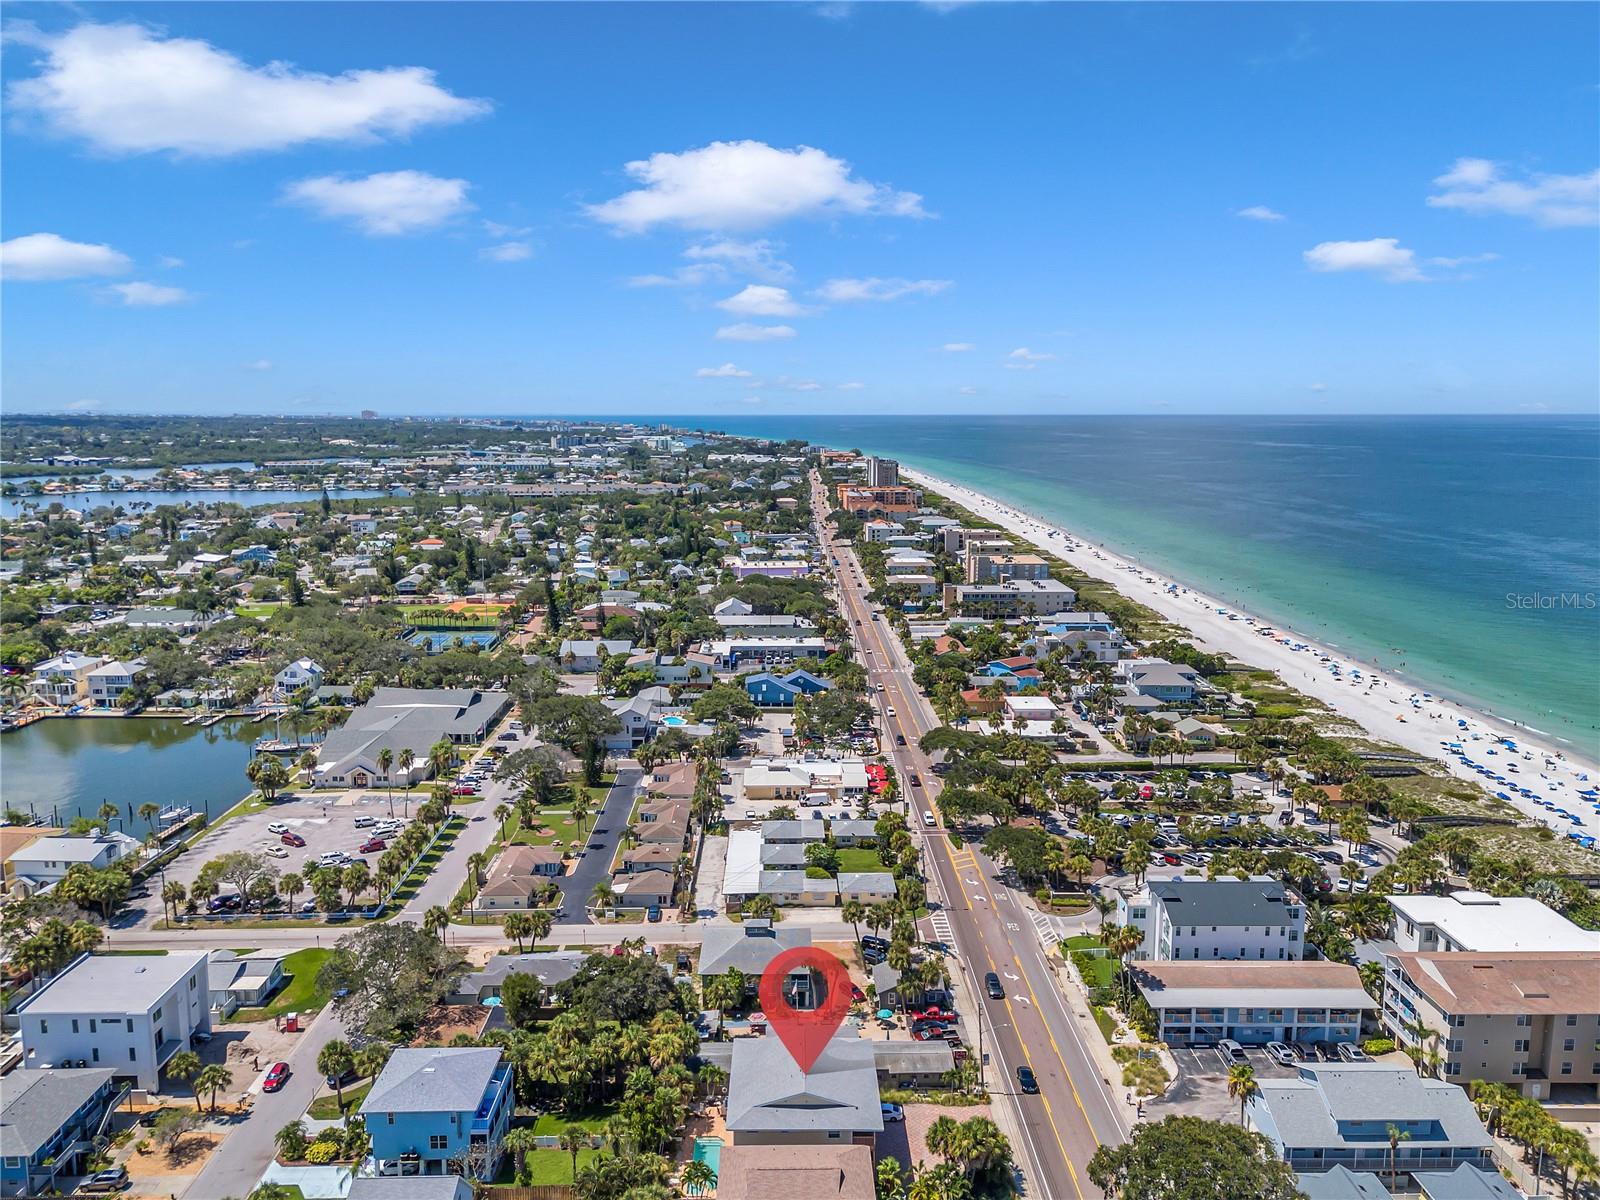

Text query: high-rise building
(865, 456), (899, 487)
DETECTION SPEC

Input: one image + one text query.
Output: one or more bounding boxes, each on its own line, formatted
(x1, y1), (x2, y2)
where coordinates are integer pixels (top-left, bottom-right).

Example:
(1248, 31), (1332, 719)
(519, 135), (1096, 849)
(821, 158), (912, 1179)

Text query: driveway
(694, 834), (728, 917)
(553, 766), (642, 923)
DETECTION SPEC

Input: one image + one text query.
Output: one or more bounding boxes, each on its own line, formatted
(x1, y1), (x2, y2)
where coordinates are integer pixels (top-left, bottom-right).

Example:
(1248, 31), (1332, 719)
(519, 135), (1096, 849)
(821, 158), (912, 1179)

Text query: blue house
(1, 1067), (123, 1197)
(360, 1047), (514, 1180)
(230, 545), (278, 565)
(744, 670), (831, 707)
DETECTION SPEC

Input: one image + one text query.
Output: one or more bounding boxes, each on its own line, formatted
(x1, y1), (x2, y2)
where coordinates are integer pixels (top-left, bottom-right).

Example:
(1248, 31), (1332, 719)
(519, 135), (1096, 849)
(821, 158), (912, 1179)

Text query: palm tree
(504, 911), (533, 952)
(317, 1040), (356, 1110)
(377, 747), (395, 818)
(590, 880), (615, 914)
(96, 802), (120, 830)
(137, 802), (161, 835)
(1226, 1062), (1259, 1126)
(161, 880), (187, 924)
(167, 1049), (203, 1107)
(502, 1125), (540, 1186)
(680, 1159), (716, 1196)
(528, 909), (554, 945)
(494, 803), (512, 839)
(398, 747), (416, 812)
(1386, 1122), (1411, 1191)
(559, 1124), (586, 1185)
(842, 899), (867, 949)
(423, 905), (451, 943)
(195, 1063), (234, 1114)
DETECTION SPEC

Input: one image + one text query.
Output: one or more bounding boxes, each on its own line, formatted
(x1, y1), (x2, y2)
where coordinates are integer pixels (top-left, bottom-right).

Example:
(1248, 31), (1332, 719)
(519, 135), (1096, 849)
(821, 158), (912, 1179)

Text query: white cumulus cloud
(106, 280), (191, 306)
(586, 140), (927, 233)
(714, 323), (796, 342)
(942, 342), (975, 352)
(283, 170), (472, 236)
(815, 277), (951, 302)
(5, 22), (488, 157)
(1303, 237), (1422, 282)
(480, 241), (532, 262)
(1008, 347), (1057, 361)
(1237, 205), (1286, 221)
(715, 284), (810, 317)
(696, 363), (753, 378)
(1427, 158), (1599, 228)
(1427, 252), (1500, 268)
(0, 232), (132, 281)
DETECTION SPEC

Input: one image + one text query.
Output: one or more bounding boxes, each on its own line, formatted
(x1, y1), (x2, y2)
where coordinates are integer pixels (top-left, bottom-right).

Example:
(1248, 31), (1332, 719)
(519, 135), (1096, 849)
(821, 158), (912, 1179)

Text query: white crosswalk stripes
(929, 910), (955, 945)
(1030, 908), (1060, 948)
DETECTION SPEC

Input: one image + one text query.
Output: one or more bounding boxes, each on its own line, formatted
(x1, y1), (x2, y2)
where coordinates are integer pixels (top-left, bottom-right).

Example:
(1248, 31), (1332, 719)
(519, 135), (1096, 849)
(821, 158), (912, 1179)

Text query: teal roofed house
(360, 1047), (513, 1180)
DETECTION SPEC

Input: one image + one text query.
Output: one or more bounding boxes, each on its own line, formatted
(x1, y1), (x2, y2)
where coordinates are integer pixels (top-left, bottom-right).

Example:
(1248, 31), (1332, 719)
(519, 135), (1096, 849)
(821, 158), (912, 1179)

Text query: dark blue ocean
(668, 415), (1600, 752)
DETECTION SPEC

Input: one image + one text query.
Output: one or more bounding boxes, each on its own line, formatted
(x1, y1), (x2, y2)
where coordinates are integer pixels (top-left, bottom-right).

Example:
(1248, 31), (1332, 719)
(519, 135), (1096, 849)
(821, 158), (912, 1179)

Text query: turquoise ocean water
(672, 415), (1600, 753)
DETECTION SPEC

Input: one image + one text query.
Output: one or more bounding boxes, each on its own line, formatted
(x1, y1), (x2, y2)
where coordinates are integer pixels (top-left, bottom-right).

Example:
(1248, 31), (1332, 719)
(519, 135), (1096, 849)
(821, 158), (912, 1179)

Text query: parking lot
(152, 790), (421, 910)
(1145, 1045), (1303, 1123)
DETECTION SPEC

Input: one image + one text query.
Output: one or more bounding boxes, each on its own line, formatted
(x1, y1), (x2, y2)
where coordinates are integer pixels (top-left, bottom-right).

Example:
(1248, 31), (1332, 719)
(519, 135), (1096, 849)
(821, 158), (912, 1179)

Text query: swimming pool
(661, 714), (689, 727)
(690, 1136), (721, 1191)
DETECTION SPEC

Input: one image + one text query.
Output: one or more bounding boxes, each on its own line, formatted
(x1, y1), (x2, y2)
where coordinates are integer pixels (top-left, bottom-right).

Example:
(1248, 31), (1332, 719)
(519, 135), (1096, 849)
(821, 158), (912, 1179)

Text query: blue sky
(2, 1), (1596, 416)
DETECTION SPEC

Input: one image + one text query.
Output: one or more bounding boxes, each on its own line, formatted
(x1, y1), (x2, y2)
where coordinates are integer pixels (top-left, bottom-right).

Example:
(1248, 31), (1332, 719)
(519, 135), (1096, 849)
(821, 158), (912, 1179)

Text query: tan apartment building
(1380, 950), (1600, 1099)
(964, 549), (1052, 584)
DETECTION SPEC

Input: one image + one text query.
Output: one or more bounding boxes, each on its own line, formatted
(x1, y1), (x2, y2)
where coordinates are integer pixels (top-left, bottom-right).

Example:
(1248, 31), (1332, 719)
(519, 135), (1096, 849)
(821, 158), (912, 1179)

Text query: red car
(280, 831), (306, 847)
(262, 1062), (289, 1092)
(850, 984), (866, 1003)
(359, 838), (386, 854)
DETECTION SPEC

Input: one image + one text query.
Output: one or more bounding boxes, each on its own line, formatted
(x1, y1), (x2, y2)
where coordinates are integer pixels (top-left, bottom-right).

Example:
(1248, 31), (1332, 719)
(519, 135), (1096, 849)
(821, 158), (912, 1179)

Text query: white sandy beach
(903, 467), (1600, 842)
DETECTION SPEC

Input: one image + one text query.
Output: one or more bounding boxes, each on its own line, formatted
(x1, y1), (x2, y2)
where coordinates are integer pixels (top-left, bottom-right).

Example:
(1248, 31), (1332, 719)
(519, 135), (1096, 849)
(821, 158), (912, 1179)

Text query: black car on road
(985, 971), (1004, 999)
(1016, 1066), (1039, 1094)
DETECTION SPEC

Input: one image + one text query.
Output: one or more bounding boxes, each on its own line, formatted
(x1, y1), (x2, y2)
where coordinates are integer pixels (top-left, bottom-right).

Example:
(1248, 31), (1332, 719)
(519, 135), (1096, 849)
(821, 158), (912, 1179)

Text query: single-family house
(557, 639), (634, 673)
(447, 951), (587, 1006)
(275, 658), (324, 696)
(28, 652), (104, 706)
(6, 834), (140, 892)
(86, 659), (146, 709)
(0, 1068), (123, 1198)
(205, 950), (287, 1018)
(715, 1145), (875, 1200)
(723, 1033), (883, 1145)
(361, 1047), (515, 1180)
(743, 669), (832, 707)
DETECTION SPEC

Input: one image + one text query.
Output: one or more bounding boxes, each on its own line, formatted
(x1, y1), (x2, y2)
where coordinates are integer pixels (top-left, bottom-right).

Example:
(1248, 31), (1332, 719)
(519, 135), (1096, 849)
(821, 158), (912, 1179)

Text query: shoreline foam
(901, 466), (1600, 841)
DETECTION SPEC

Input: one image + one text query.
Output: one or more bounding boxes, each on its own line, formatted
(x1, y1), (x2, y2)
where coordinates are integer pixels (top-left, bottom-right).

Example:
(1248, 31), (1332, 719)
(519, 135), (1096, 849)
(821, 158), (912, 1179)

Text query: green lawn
(514, 1148), (601, 1186)
(510, 811), (583, 848)
(834, 847), (887, 872)
(529, 1106), (616, 1135)
(1062, 935), (1100, 952)
(307, 1078), (372, 1119)
(234, 602), (285, 619)
(226, 948), (333, 1023)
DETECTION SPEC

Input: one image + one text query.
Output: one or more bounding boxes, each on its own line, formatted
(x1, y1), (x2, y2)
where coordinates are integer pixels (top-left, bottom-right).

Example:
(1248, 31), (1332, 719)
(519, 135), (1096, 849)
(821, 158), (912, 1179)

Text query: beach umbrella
(877, 1008), (895, 1021)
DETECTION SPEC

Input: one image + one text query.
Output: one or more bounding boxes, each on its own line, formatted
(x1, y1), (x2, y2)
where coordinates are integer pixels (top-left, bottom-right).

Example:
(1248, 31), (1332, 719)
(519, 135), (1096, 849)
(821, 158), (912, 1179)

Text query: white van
(922, 811), (936, 828)
(353, 815), (376, 829)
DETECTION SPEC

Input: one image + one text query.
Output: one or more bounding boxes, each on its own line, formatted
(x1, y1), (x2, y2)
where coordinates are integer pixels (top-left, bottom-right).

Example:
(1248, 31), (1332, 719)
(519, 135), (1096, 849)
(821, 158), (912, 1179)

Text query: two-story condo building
(1247, 1063), (1495, 1185)
(1379, 950), (1600, 1099)
(1117, 877), (1305, 962)
(16, 953), (210, 1093)
(361, 1047), (514, 1180)
(1131, 961), (1375, 1047)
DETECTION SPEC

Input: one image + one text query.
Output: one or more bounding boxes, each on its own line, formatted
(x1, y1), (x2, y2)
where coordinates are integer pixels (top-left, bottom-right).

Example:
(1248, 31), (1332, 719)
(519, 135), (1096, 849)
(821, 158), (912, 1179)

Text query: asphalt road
(553, 766), (644, 923)
(815, 475), (1126, 1200)
(185, 1006), (347, 1199)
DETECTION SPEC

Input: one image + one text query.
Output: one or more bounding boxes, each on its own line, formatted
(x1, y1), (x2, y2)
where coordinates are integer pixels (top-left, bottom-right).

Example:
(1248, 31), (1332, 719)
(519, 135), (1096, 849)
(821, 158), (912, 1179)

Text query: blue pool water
(691, 1135), (722, 1189)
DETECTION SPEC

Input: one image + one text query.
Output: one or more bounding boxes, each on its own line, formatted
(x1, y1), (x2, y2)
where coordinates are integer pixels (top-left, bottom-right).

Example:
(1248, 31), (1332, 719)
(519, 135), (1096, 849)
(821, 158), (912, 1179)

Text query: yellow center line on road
(823, 521), (1098, 1199)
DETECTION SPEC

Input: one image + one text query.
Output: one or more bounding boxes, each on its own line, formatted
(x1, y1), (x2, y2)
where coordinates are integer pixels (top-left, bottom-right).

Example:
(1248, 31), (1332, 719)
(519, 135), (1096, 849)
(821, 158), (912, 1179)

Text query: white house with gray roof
(16, 952), (210, 1093)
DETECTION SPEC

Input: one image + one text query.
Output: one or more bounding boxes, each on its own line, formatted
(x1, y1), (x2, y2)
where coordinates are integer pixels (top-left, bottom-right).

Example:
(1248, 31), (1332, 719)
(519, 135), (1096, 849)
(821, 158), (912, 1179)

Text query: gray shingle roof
(1295, 1167), (1389, 1200)
(455, 951), (586, 994)
(346, 1178), (473, 1200)
(1414, 1165), (1522, 1200)
(0, 1068), (116, 1158)
(699, 924), (813, 977)
(360, 1047), (501, 1116)
(725, 1035), (883, 1134)
(1147, 878), (1298, 926)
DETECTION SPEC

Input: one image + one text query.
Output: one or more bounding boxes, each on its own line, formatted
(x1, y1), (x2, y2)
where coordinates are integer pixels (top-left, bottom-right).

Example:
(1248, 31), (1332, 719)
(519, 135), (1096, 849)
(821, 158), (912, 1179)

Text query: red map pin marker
(758, 946), (853, 1074)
